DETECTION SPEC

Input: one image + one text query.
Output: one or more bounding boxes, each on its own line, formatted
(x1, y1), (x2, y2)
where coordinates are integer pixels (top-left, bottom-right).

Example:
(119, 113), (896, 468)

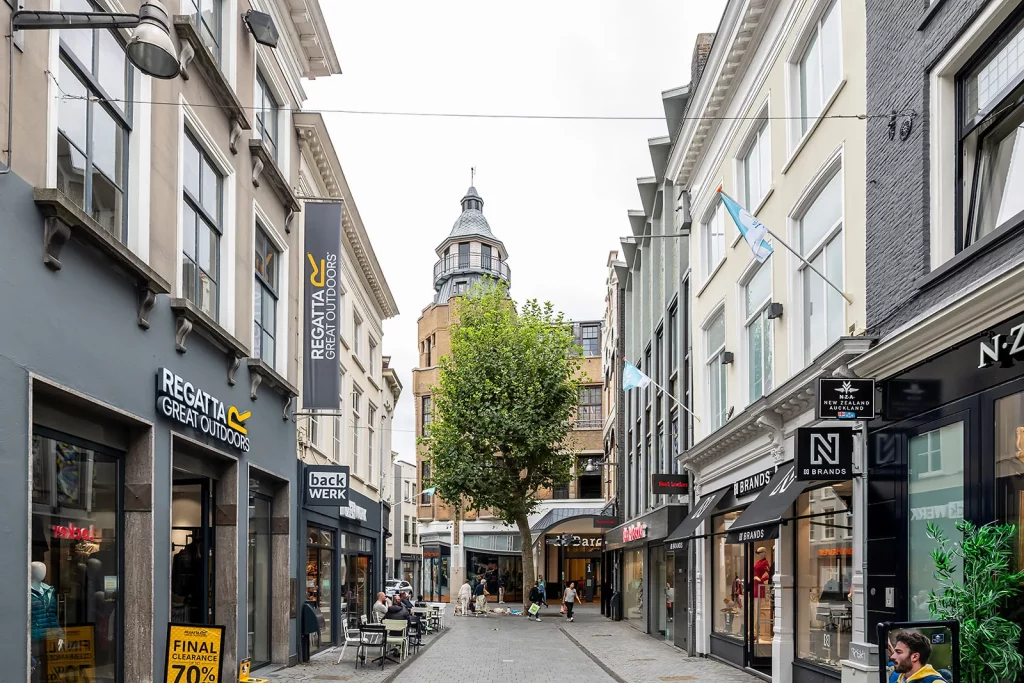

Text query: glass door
(247, 496), (271, 669)
(171, 475), (215, 625)
(748, 539), (776, 669)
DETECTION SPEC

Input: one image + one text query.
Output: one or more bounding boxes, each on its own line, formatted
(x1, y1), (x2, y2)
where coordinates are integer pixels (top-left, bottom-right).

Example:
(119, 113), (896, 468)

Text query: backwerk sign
(304, 465), (350, 507)
(156, 369), (250, 451)
(303, 202), (343, 409)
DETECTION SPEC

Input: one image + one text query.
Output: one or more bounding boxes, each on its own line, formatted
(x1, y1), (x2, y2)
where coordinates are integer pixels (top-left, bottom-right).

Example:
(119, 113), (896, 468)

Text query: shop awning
(725, 462), (809, 544)
(530, 507), (604, 536)
(665, 487), (729, 543)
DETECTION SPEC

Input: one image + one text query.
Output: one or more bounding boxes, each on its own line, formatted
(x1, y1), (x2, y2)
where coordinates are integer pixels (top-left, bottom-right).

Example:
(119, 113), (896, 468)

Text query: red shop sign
(622, 522), (648, 544)
(52, 523), (96, 541)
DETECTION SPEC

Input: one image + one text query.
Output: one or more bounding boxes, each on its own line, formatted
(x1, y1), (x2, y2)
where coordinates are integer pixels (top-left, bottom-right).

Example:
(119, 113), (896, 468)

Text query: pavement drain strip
(659, 677), (697, 681)
(312, 677), (352, 681)
(559, 627), (627, 683)
(629, 658), (657, 661)
(592, 634), (613, 637)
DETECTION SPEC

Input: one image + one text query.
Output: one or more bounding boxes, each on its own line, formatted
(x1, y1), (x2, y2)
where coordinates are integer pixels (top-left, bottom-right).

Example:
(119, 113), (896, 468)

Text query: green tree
(927, 519), (1024, 683)
(421, 281), (584, 608)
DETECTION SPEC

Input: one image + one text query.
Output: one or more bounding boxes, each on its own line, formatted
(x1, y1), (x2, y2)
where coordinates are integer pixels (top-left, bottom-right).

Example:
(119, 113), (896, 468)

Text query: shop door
(672, 549), (688, 651)
(747, 538), (775, 670)
(171, 475), (215, 625)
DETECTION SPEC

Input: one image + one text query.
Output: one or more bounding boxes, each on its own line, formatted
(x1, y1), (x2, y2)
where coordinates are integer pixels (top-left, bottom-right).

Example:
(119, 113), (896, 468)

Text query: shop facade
(855, 309), (1024, 646)
(300, 473), (382, 654)
(678, 338), (869, 683)
(603, 504), (685, 641)
(4, 176), (302, 680)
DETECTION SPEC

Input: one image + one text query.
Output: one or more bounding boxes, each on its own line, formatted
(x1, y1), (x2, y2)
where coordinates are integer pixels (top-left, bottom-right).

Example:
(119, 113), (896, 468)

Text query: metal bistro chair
(355, 623), (386, 669)
(337, 618), (363, 665)
(406, 614), (425, 655)
(381, 619), (408, 668)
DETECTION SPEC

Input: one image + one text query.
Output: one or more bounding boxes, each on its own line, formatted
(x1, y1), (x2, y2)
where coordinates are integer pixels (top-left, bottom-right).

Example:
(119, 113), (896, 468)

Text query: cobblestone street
(258, 605), (760, 683)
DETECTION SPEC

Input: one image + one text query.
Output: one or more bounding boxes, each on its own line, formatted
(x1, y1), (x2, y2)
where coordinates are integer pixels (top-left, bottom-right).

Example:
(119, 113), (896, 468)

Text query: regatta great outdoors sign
(302, 202), (343, 409)
(156, 368), (250, 451)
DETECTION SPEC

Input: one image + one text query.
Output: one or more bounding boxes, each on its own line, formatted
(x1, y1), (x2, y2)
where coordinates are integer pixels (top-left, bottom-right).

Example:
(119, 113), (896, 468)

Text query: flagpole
(764, 228), (853, 306)
(624, 358), (701, 423)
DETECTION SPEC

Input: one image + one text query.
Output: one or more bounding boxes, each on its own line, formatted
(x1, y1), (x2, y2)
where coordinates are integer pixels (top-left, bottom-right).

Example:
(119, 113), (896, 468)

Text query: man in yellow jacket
(889, 631), (947, 682)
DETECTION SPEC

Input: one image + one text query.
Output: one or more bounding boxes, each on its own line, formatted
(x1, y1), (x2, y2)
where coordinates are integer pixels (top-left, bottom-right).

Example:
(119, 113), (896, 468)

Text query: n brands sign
(303, 202), (343, 409)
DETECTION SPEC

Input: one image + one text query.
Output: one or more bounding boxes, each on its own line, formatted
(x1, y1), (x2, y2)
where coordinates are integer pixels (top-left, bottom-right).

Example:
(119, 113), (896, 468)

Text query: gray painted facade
(0, 170), (299, 677)
(864, 0), (1023, 335)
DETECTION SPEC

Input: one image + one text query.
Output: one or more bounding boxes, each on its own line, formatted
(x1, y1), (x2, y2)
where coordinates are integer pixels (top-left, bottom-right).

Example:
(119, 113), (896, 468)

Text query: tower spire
(471, 166), (475, 187)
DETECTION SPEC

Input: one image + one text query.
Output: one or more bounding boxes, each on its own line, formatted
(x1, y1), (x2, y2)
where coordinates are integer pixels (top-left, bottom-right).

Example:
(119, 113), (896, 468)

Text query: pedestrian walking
(527, 583), (543, 622)
(473, 576), (489, 615)
(563, 581), (578, 622)
(457, 579), (472, 617)
(498, 575), (505, 604)
(537, 576), (548, 607)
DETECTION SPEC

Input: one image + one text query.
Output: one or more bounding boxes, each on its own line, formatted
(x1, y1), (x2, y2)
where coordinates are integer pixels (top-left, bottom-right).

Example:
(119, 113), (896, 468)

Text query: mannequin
(30, 562), (60, 643)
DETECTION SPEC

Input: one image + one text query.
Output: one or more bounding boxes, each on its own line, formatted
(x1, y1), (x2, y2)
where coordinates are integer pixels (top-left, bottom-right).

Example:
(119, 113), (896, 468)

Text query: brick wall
(691, 33), (715, 86)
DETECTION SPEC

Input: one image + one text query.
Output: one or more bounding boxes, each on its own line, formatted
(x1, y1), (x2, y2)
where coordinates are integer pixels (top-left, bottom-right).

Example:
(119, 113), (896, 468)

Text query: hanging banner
(302, 202), (343, 409)
(164, 623), (224, 683)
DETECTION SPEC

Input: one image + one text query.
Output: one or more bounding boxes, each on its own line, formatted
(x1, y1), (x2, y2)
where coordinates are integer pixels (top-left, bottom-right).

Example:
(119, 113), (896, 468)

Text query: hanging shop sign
(46, 624), (95, 682)
(733, 467), (775, 497)
(978, 321), (1024, 368)
(817, 378), (876, 419)
(622, 522), (648, 543)
(302, 202), (343, 410)
(163, 623), (224, 683)
(156, 369), (250, 452)
(796, 427), (855, 480)
(303, 465), (350, 507)
(651, 474), (689, 494)
(593, 516), (618, 528)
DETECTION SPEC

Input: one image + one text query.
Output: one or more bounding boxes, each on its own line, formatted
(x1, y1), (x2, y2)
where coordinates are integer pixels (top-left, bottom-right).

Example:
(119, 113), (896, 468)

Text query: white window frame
(253, 55), (291, 178)
(353, 311), (363, 359)
(741, 260), (773, 404)
(351, 383), (362, 478)
(177, 98), (237, 333)
(786, 0), (844, 157)
(369, 337), (379, 378)
(929, 0), (1023, 269)
(737, 107), (772, 212)
(704, 308), (727, 430)
(701, 200), (726, 283)
(368, 403), (377, 487)
(333, 367), (346, 462)
(252, 202), (289, 370)
(788, 149), (845, 369)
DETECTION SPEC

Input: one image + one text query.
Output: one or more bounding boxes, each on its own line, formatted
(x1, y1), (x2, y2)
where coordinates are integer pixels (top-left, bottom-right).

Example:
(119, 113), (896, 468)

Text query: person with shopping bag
(527, 583), (544, 622)
(562, 581), (578, 622)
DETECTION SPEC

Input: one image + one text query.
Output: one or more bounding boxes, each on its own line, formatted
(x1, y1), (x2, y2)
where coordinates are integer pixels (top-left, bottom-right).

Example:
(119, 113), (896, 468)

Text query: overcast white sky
(303, 1), (727, 465)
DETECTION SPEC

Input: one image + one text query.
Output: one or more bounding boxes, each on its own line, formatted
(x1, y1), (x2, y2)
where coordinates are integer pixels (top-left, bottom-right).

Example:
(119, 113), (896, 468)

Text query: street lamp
(3, 1), (178, 174)
(13, 1), (179, 78)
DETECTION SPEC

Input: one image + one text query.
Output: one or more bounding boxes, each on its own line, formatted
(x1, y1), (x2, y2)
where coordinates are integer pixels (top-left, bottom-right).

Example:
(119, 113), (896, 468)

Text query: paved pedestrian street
(259, 605), (759, 683)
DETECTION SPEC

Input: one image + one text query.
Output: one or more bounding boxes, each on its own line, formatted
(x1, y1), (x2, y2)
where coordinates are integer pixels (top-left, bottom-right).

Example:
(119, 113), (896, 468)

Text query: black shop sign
(817, 378), (875, 420)
(796, 427), (854, 481)
(734, 467), (775, 497)
(304, 465), (350, 507)
(651, 474), (689, 495)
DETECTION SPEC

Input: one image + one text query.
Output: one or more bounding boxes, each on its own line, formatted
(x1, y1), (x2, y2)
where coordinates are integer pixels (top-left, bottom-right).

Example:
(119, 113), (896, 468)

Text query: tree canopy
(421, 280), (584, 528)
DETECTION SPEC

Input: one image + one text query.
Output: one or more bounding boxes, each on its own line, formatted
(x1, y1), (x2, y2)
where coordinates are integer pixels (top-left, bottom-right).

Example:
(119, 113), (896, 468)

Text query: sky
(303, 1), (728, 464)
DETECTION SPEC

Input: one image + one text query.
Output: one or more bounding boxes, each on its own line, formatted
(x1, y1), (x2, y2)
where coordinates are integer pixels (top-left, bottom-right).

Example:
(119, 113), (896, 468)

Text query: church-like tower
(431, 186), (510, 303)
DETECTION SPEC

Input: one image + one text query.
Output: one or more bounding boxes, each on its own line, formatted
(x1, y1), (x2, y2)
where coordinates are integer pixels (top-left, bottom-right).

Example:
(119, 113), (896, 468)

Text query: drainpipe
(2, 13), (15, 175)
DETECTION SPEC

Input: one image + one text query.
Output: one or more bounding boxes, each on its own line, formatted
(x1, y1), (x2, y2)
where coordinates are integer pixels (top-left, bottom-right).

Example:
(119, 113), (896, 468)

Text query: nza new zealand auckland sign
(303, 202), (343, 409)
(157, 369), (250, 451)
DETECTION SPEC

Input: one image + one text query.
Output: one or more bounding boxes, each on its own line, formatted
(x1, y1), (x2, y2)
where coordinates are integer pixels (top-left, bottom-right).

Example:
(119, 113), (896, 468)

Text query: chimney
(691, 33), (716, 86)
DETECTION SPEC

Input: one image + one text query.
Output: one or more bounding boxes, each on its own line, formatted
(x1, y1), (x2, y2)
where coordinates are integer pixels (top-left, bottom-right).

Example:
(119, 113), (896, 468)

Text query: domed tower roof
(433, 185), (511, 303)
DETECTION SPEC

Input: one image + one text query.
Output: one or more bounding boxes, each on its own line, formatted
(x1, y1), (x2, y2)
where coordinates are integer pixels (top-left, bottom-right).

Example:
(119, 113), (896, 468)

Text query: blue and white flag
(719, 187), (774, 263)
(421, 487), (436, 497)
(622, 361), (652, 391)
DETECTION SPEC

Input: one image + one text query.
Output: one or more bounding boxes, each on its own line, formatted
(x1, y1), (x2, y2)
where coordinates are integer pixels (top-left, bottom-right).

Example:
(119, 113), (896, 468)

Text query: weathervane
(471, 166), (475, 186)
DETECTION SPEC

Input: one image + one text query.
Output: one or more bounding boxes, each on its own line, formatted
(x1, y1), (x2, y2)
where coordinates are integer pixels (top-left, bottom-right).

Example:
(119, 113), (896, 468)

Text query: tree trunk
(515, 511), (535, 613)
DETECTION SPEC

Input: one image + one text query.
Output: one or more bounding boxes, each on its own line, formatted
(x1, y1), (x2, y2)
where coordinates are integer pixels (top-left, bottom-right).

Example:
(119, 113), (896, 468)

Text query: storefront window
(623, 548), (644, 629)
(908, 422), (964, 619)
(651, 545), (669, 639)
(247, 496), (271, 668)
(306, 527), (334, 653)
(466, 552), (523, 602)
(795, 482), (853, 670)
(712, 511), (745, 638)
(422, 550), (450, 602)
(31, 432), (121, 683)
(996, 392), (1024, 571)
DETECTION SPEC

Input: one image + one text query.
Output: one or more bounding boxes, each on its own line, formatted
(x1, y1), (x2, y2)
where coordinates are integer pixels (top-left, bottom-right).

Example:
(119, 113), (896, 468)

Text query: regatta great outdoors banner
(302, 202), (343, 409)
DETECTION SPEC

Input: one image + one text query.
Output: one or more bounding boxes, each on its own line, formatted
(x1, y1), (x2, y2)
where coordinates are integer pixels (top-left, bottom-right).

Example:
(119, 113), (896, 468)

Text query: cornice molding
(295, 116), (399, 320)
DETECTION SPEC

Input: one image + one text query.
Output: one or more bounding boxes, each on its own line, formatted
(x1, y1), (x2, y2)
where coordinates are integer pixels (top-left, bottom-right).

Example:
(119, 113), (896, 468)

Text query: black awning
(665, 487), (729, 543)
(725, 462), (809, 544)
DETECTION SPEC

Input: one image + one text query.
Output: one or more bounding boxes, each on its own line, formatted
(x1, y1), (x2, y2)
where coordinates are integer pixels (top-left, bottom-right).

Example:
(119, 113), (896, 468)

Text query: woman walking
(563, 581), (578, 622)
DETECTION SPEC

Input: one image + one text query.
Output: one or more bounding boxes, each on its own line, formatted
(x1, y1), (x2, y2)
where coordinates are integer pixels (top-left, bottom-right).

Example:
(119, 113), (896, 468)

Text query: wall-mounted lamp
(243, 9), (280, 48)
(721, 351), (735, 365)
(766, 302), (784, 320)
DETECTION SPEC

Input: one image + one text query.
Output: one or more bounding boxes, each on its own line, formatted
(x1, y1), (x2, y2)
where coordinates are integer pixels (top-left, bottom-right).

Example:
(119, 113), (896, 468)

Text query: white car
(384, 579), (413, 598)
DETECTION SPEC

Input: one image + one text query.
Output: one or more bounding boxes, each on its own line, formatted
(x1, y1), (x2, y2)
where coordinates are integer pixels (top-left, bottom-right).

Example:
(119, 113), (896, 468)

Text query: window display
(31, 432), (121, 683)
(623, 549), (644, 630)
(651, 545), (670, 640)
(306, 526), (334, 653)
(423, 549), (449, 602)
(466, 552), (523, 602)
(908, 422), (964, 620)
(247, 496), (271, 668)
(712, 511), (745, 638)
(795, 483), (853, 670)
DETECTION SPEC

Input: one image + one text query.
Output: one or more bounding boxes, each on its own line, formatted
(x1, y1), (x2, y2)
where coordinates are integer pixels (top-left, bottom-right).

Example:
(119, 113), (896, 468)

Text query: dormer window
(458, 242), (470, 268)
